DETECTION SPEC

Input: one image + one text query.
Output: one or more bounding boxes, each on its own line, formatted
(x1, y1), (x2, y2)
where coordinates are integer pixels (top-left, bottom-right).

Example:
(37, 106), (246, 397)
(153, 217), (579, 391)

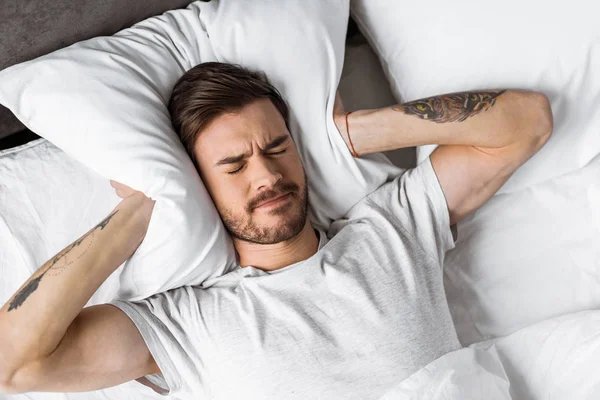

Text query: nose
(250, 155), (283, 192)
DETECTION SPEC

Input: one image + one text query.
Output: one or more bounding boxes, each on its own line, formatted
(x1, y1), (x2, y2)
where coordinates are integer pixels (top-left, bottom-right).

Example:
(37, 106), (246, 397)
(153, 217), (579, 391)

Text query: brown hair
(168, 62), (289, 165)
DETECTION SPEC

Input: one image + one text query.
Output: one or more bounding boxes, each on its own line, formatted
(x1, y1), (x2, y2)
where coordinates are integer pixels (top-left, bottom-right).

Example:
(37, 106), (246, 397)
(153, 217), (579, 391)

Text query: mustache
(247, 182), (299, 211)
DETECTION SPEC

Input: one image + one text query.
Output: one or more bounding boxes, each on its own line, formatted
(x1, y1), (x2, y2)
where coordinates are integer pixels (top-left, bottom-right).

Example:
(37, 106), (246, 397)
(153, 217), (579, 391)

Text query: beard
(219, 177), (309, 245)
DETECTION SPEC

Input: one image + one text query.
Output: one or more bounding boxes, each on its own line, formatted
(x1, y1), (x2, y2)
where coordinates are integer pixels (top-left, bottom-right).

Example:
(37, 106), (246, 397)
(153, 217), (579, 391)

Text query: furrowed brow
(214, 135), (290, 167)
(214, 152), (251, 167)
(262, 135), (289, 151)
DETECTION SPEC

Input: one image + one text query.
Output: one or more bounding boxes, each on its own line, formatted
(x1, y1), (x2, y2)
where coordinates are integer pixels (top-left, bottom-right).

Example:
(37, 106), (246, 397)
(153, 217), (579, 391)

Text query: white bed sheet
(444, 151), (600, 344)
(472, 310), (600, 399)
(376, 309), (600, 400)
(0, 139), (123, 308)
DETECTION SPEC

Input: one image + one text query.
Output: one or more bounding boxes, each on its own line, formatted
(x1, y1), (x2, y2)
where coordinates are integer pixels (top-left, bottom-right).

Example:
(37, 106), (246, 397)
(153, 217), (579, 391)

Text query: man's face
(194, 98), (308, 245)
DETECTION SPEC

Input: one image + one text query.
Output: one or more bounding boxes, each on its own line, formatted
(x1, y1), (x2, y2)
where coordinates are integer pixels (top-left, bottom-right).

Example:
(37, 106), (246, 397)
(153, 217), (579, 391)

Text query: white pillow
(352, 0), (600, 192)
(352, 0), (600, 343)
(0, 139), (133, 306)
(446, 158), (600, 344)
(0, 0), (401, 300)
(0, 2), (234, 301)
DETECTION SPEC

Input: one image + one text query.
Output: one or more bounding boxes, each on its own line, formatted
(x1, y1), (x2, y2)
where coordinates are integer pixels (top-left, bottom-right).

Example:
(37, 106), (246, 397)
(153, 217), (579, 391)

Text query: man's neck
(234, 219), (319, 272)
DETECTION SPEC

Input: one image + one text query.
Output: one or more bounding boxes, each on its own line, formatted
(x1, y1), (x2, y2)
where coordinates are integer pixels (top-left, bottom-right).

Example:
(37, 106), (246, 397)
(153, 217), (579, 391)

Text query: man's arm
(336, 89), (553, 224)
(0, 183), (159, 393)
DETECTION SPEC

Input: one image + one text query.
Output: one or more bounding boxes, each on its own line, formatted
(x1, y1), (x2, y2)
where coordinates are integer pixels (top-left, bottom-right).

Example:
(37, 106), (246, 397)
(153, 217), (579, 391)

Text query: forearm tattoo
(7, 210), (119, 312)
(391, 90), (506, 123)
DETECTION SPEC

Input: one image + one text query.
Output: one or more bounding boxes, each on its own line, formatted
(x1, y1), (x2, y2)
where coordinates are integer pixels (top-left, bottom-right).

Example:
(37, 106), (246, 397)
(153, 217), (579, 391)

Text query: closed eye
(268, 149), (286, 155)
(227, 149), (286, 175)
(228, 165), (245, 175)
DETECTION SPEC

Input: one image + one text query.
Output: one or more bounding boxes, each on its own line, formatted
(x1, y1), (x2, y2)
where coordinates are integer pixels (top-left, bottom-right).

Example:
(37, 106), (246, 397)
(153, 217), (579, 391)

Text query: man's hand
(109, 180), (155, 259)
(110, 179), (139, 199)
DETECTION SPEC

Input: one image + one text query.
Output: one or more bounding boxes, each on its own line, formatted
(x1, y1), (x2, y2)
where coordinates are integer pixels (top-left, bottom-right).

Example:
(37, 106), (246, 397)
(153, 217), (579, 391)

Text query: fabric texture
(0, 139), (127, 307)
(110, 157), (460, 399)
(0, 0), (402, 301)
(351, 0), (600, 344)
(0, 1), (234, 301)
(378, 347), (510, 400)
(0, 0), (195, 139)
(472, 310), (600, 399)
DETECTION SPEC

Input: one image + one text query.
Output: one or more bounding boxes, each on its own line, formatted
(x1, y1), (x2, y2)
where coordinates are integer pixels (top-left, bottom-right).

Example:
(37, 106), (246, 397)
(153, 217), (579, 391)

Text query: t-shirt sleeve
(365, 156), (457, 265)
(108, 285), (203, 396)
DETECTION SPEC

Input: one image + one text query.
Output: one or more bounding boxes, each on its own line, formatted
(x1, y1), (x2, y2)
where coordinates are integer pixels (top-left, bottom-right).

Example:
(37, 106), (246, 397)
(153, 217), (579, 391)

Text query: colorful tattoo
(391, 90), (506, 123)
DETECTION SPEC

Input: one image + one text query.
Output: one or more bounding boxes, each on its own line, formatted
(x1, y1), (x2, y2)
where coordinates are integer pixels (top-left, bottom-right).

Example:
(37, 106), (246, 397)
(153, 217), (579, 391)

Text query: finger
(110, 180), (138, 200)
(110, 179), (128, 190)
(110, 179), (129, 190)
(110, 180), (136, 193)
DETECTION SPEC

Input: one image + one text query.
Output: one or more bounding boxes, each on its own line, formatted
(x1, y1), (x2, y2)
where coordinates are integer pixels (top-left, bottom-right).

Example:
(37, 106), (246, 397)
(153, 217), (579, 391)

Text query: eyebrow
(214, 135), (290, 167)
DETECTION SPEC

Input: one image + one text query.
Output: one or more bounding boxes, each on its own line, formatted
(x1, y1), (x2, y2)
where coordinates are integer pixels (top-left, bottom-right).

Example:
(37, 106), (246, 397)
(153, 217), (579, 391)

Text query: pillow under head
(0, 0), (400, 299)
(0, 1), (233, 300)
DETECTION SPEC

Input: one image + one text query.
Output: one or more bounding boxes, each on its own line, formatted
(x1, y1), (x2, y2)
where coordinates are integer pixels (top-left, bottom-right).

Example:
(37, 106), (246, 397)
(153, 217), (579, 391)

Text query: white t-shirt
(110, 157), (460, 399)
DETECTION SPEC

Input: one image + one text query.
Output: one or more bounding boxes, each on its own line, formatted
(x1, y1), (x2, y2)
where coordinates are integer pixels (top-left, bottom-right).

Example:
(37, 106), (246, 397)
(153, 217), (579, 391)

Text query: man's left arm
(335, 89), (553, 225)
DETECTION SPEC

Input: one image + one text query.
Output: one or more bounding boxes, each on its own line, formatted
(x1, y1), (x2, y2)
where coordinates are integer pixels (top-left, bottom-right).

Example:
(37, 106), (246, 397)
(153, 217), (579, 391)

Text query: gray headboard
(0, 0), (196, 143)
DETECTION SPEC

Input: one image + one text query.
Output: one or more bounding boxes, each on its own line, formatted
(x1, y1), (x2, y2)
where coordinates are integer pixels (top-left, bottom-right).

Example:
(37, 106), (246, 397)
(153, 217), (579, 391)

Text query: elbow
(0, 337), (20, 393)
(0, 353), (42, 395)
(0, 356), (25, 395)
(526, 91), (554, 146)
(532, 91), (554, 138)
(0, 371), (18, 395)
(0, 366), (31, 395)
(507, 90), (553, 153)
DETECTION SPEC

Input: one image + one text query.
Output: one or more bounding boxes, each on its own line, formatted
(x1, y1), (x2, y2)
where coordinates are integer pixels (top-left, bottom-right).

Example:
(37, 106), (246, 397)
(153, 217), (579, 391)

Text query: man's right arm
(0, 304), (160, 394)
(0, 182), (159, 394)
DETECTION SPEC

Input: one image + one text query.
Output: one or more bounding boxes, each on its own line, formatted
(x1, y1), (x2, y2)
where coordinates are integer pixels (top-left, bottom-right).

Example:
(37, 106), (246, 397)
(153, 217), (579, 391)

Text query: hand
(109, 180), (156, 255)
(110, 179), (140, 199)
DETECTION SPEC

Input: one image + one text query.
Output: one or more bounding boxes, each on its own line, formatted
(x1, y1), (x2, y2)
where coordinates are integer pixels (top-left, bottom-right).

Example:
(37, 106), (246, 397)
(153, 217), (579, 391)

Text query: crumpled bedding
(474, 310), (600, 400)
(378, 347), (511, 400)
(378, 309), (600, 400)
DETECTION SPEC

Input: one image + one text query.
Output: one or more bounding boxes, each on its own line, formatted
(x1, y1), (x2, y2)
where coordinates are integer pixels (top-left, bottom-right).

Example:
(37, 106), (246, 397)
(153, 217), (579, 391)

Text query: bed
(1, 1), (599, 399)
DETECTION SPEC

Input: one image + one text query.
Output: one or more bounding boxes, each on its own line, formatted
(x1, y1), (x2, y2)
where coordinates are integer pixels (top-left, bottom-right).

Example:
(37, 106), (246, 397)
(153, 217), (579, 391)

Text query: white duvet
(379, 310), (600, 400)
(378, 347), (511, 400)
(481, 310), (600, 399)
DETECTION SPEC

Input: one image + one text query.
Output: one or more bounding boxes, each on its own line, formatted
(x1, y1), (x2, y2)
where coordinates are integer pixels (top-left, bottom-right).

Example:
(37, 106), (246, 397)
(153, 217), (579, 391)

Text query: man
(0, 62), (552, 398)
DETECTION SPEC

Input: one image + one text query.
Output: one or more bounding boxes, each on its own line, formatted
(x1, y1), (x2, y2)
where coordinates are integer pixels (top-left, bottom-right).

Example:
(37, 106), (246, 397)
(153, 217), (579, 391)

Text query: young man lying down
(0, 62), (553, 398)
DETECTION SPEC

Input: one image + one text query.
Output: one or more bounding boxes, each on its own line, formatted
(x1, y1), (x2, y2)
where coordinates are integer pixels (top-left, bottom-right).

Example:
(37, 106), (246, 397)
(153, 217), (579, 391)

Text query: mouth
(255, 192), (292, 210)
